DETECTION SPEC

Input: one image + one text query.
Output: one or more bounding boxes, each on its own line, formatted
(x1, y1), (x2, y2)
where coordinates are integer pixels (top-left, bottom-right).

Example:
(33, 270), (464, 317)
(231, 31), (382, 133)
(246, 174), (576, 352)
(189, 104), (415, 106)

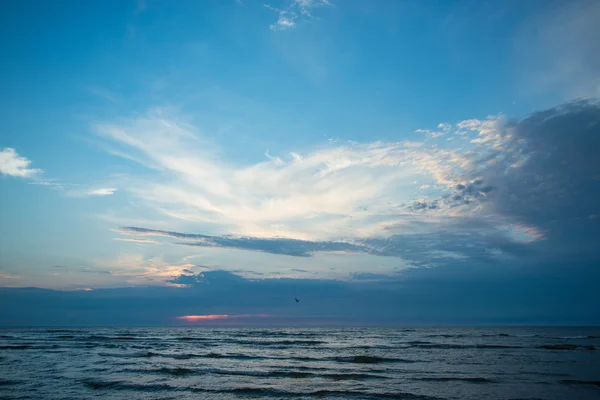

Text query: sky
(1, 0), (599, 326)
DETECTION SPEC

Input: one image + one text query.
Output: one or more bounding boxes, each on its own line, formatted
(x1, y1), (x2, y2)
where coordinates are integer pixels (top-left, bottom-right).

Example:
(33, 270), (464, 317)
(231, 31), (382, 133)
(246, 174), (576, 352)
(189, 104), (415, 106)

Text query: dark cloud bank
(1, 100), (600, 326)
(1, 266), (598, 326)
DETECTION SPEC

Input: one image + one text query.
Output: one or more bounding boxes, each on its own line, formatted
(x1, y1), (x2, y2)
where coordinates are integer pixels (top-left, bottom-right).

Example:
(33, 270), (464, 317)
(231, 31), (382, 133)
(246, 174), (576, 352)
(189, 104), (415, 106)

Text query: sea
(0, 327), (599, 400)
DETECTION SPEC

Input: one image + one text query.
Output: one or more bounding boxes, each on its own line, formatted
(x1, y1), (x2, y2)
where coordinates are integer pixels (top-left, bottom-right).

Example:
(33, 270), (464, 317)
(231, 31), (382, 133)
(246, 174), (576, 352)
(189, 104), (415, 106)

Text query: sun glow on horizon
(177, 314), (270, 322)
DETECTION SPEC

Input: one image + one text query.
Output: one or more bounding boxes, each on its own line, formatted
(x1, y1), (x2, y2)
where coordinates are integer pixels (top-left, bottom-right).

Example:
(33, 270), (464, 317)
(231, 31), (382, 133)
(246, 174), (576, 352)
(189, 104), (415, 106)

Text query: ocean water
(0, 327), (599, 400)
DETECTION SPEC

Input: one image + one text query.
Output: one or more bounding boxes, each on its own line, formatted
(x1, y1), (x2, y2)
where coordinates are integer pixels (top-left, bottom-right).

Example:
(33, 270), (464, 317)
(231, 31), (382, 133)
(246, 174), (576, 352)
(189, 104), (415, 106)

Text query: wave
(199, 352), (265, 360)
(196, 353), (410, 363)
(98, 351), (263, 360)
(408, 342), (593, 350)
(176, 336), (207, 341)
(0, 379), (21, 386)
(409, 343), (522, 350)
(114, 332), (140, 337)
(229, 339), (326, 346)
(215, 369), (387, 380)
(76, 334), (326, 346)
(154, 367), (196, 376)
(215, 387), (438, 399)
(96, 350), (415, 364)
(81, 378), (173, 392)
(98, 351), (159, 358)
(343, 345), (397, 350)
(335, 355), (414, 364)
(423, 334), (468, 339)
(231, 331), (323, 338)
(80, 379), (437, 399)
(505, 398), (547, 400)
(560, 380), (600, 387)
(415, 376), (493, 383)
(558, 336), (588, 339)
(123, 366), (387, 381)
(497, 333), (537, 338)
(538, 344), (596, 350)
(402, 341), (470, 349)
(85, 335), (140, 341)
(308, 389), (439, 399)
(475, 344), (522, 349)
(483, 333), (599, 340)
(0, 345), (31, 350)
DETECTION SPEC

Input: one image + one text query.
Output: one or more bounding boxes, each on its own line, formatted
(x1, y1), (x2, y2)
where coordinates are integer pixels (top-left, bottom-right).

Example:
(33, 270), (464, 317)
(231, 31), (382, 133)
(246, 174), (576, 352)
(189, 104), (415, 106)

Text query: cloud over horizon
(94, 100), (600, 281)
(2, 266), (598, 326)
(2, 100), (597, 287)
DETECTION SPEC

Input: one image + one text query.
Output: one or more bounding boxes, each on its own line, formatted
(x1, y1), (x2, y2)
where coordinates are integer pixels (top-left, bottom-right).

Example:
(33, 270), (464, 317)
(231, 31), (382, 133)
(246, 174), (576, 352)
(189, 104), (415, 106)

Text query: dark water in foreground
(1, 327), (599, 400)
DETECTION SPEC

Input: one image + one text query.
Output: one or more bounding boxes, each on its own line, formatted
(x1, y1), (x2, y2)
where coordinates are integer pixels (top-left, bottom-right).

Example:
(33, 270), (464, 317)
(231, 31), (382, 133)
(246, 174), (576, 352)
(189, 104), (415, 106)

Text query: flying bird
(295, 298), (300, 303)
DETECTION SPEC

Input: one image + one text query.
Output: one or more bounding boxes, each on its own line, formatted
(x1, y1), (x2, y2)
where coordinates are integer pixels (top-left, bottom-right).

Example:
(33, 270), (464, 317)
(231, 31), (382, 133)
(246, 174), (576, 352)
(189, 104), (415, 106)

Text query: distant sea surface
(1, 327), (599, 399)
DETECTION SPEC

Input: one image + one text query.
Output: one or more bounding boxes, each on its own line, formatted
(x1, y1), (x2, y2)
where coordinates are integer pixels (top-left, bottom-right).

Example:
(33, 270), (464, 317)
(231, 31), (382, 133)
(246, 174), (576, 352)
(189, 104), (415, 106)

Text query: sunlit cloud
(0, 148), (42, 178)
(93, 109), (427, 241)
(113, 237), (162, 244)
(87, 187), (118, 196)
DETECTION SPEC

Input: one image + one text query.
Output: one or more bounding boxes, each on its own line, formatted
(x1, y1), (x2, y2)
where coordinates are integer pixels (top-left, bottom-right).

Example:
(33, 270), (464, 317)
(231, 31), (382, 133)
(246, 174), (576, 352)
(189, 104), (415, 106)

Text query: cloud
(349, 272), (392, 281)
(113, 237), (162, 244)
(2, 263), (599, 326)
(96, 100), (600, 274)
(80, 268), (113, 275)
(114, 223), (531, 271)
(168, 270), (247, 285)
(266, 0), (332, 31)
(406, 199), (440, 211)
(0, 148), (116, 198)
(93, 109), (423, 241)
(87, 187), (118, 196)
(116, 226), (366, 257)
(408, 100), (600, 260)
(0, 148), (42, 178)
(85, 85), (123, 103)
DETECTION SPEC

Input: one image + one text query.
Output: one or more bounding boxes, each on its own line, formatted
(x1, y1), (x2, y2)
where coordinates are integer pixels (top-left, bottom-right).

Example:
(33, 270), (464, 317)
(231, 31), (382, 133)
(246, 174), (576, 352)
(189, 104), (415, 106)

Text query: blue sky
(1, 0), (599, 325)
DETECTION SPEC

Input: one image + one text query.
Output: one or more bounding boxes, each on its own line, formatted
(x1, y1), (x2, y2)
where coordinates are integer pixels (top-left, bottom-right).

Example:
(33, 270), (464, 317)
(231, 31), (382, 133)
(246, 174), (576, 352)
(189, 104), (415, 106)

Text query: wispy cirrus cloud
(93, 108), (425, 241)
(0, 274), (20, 280)
(113, 237), (162, 244)
(266, 0), (332, 31)
(87, 187), (118, 196)
(0, 148), (42, 178)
